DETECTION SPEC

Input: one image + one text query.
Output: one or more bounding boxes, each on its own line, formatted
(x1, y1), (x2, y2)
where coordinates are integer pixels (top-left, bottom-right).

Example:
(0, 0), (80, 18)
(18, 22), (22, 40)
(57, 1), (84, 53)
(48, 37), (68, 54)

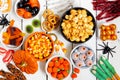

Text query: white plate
(70, 44), (95, 69)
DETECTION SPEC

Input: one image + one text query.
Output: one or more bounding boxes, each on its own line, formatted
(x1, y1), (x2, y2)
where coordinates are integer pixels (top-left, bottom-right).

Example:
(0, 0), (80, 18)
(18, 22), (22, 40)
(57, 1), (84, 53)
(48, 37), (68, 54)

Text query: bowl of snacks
(41, 9), (60, 32)
(45, 55), (72, 80)
(0, 22), (25, 50)
(60, 7), (96, 43)
(24, 32), (54, 61)
(15, 0), (40, 19)
(70, 45), (95, 68)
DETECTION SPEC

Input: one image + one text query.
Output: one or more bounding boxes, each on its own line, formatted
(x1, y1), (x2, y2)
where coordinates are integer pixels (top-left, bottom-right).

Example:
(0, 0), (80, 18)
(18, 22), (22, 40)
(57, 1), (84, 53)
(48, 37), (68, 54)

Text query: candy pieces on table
(0, 63), (26, 80)
(71, 68), (80, 79)
(2, 20), (25, 47)
(26, 25), (34, 33)
(54, 40), (67, 54)
(32, 19), (41, 28)
(0, 0), (12, 13)
(25, 19), (41, 34)
(71, 45), (95, 68)
(100, 24), (117, 41)
(91, 56), (120, 80)
(13, 50), (38, 74)
(0, 47), (14, 63)
(42, 9), (60, 32)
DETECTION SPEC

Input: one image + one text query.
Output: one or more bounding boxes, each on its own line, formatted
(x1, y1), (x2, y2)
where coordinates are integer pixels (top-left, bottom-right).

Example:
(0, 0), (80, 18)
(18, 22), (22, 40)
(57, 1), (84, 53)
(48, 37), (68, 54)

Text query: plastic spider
(97, 42), (116, 59)
(0, 14), (10, 28)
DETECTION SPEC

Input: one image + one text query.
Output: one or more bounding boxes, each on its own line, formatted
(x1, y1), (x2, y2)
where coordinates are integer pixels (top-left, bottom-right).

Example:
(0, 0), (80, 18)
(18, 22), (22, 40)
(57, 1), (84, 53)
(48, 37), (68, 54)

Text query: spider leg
(106, 42), (108, 46)
(98, 44), (105, 48)
(109, 51), (113, 57)
(103, 42), (108, 46)
(111, 46), (116, 49)
(2, 14), (4, 18)
(97, 49), (104, 51)
(107, 52), (109, 59)
(3, 25), (4, 28)
(111, 50), (116, 53)
(5, 14), (8, 18)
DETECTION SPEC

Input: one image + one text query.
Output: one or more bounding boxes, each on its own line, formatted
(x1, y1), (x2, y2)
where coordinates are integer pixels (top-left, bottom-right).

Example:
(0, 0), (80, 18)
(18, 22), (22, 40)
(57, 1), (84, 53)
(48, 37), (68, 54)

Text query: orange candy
(100, 24), (117, 41)
(23, 12), (32, 19)
(47, 57), (70, 79)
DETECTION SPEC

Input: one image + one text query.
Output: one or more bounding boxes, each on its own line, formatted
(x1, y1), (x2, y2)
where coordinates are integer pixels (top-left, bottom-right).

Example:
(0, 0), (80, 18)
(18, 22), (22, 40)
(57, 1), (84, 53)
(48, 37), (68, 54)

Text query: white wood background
(0, 0), (120, 80)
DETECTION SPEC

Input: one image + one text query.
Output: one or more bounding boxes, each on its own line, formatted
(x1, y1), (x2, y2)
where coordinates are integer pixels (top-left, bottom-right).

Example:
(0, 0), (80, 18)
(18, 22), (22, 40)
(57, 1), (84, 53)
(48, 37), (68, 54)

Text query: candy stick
(99, 60), (113, 79)
(101, 56), (120, 80)
(92, 65), (110, 79)
(91, 69), (105, 80)
(101, 56), (115, 74)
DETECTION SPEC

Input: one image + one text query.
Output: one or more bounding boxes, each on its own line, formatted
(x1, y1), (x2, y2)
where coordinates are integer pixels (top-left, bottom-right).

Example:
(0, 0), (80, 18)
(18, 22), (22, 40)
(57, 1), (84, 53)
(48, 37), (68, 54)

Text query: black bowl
(60, 7), (96, 43)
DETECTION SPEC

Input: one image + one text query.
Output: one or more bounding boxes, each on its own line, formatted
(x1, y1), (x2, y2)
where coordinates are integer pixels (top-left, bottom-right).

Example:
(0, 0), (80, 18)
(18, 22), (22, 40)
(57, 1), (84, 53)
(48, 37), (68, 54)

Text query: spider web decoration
(97, 42), (116, 59)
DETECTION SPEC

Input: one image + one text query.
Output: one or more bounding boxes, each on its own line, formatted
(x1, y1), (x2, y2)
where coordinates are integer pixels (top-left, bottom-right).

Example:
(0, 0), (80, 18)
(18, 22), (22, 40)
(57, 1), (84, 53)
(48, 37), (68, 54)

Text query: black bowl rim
(60, 7), (96, 43)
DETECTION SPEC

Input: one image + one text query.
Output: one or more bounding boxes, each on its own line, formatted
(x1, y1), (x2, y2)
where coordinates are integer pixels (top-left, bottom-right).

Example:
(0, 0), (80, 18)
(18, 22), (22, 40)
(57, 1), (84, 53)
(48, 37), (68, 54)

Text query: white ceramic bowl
(70, 44), (95, 69)
(45, 55), (72, 80)
(14, 0), (40, 20)
(0, 26), (25, 50)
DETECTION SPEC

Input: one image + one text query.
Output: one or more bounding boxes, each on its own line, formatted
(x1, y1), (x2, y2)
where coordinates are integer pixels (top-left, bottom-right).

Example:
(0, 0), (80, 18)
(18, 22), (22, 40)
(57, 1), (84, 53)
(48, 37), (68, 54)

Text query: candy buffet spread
(0, 0), (120, 80)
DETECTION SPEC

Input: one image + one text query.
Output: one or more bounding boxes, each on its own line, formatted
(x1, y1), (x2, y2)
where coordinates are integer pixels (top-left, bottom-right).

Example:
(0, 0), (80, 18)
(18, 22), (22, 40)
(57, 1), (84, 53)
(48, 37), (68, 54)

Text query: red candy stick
(3, 50), (14, 63)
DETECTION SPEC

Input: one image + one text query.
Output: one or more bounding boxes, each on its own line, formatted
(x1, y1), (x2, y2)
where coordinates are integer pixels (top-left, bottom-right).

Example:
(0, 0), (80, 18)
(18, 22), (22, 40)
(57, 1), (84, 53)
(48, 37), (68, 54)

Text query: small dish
(45, 55), (72, 80)
(0, 26), (25, 50)
(24, 32), (54, 61)
(70, 45), (95, 68)
(41, 9), (60, 32)
(14, 0), (40, 19)
(60, 7), (96, 43)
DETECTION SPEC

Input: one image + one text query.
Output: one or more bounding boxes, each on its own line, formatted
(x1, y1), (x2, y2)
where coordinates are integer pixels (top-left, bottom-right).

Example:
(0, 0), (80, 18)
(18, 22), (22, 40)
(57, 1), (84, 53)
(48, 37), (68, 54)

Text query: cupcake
(86, 50), (94, 59)
(79, 53), (87, 61)
(78, 46), (88, 53)
(85, 59), (93, 67)
(72, 52), (79, 61)
(75, 60), (84, 68)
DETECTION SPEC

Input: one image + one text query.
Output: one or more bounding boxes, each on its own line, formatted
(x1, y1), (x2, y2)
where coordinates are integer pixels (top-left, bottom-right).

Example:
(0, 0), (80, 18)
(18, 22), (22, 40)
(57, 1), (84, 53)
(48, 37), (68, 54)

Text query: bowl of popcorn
(24, 32), (54, 61)
(60, 7), (96, 43)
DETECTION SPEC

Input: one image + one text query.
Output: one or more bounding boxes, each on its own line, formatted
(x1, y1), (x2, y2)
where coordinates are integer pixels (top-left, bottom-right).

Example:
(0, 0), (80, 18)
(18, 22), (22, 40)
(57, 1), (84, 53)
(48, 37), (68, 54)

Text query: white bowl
(0, 26), (25, 50)
(70, 44), (95, 69)
(45, 54), (72, 80)
(14, 0), (40, 20)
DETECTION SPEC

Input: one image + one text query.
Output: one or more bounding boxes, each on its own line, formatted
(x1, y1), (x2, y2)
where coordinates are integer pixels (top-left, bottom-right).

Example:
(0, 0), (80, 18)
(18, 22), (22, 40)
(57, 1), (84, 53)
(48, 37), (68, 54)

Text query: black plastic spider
(97, 42), (116, 59)
(0, 14), (10, 28)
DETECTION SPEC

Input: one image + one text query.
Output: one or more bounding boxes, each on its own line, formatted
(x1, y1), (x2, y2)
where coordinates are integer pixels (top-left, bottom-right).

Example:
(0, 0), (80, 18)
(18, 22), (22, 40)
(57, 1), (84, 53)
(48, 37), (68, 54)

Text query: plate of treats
(70, 45), (95, 68)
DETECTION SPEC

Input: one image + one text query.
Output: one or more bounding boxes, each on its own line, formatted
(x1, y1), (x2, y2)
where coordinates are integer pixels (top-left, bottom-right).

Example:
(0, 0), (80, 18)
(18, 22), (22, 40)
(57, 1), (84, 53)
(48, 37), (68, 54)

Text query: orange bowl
(24, 32), (54, 61)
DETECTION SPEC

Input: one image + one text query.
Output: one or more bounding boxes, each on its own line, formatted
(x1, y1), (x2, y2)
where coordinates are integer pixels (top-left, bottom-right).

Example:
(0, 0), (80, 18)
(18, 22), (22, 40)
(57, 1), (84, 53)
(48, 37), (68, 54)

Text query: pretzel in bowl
(42, 9), (60, 32)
